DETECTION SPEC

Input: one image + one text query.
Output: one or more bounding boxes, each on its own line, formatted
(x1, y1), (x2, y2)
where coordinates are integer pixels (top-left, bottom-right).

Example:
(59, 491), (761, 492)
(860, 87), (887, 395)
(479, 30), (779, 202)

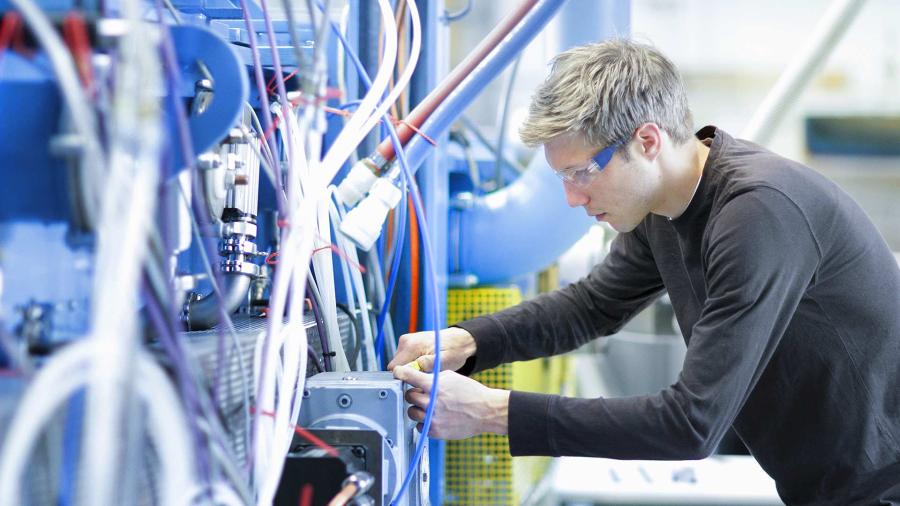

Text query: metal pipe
(184, 273), (251, 331)
(374, 0), (547, 164)
(398, 0), (566, 174)
(742, 0), (867, 145)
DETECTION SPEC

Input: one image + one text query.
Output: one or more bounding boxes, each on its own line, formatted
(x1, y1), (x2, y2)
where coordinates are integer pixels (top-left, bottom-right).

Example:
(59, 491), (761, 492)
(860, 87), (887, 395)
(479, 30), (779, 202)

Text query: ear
(633, 123), (663, 162)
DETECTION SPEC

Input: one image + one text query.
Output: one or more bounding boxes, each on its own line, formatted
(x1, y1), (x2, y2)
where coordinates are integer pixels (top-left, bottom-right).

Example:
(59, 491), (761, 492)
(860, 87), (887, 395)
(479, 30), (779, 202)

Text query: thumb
(417, 355), (435, 373)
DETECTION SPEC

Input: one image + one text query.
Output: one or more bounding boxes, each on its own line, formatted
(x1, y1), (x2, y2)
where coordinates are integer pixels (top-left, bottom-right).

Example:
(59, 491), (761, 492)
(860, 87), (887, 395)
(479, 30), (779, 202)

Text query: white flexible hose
(0, 342), (196, 506)
(331, 191), (376, 370)
(318, 0), (397, 183)
(346, 0), (422, 159)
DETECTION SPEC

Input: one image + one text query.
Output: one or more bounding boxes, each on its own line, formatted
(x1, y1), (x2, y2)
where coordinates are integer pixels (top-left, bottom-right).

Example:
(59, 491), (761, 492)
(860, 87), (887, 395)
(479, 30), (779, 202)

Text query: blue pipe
(407, 0), (629, 284)
(455, 149), (594, 284)
(399, 0), (567, 173)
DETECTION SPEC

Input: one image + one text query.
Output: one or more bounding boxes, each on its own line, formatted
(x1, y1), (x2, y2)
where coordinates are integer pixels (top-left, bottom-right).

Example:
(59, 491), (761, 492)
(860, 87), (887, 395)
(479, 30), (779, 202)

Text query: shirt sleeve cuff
(451, 316), (509, 374)
(508, 391), (557, 456)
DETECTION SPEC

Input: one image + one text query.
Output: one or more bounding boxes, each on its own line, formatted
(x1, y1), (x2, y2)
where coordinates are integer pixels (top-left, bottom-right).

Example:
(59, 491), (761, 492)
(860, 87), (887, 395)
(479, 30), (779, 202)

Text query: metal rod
(742, 0), (868, 145)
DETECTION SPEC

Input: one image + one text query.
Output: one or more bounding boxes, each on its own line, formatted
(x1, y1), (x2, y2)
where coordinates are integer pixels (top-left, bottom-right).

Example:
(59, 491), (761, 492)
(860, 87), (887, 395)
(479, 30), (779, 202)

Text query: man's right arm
(390, 224), (665, 374)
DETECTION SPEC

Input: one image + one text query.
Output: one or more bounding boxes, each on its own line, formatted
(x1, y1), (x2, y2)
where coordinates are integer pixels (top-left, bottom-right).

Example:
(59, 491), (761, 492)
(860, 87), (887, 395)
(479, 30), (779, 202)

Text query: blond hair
(519, 39), (694, 150)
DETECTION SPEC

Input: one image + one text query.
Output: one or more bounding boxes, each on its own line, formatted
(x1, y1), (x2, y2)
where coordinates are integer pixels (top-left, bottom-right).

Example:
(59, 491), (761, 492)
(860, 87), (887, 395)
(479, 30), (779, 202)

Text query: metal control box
(297, 371), (429, 506)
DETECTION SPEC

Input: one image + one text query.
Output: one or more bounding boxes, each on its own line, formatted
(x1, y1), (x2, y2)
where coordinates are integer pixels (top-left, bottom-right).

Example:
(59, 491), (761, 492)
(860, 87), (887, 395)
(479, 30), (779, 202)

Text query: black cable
(335, 302), (361, 370)
(306, 275), (333, 371)
(307, 346), (324, 373)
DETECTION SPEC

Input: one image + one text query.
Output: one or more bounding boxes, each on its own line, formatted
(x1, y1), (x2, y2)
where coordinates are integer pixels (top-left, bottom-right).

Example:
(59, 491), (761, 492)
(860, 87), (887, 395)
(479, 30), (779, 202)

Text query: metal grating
(444, 287), (521, 506)
(180, 312), (354, 465)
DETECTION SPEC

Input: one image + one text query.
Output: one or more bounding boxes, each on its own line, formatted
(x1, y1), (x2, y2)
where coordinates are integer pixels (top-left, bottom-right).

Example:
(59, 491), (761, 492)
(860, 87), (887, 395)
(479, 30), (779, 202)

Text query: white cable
(328, 195), (364, 370)
(7, 0), (106, 226)
(345, 0), (421, 160)
(318, 0), (397, 185)
(80, 4), (165, 502)
(0, 342), (196, 506)
(255, 103), (319, 504)
(331, 191), (376, 370)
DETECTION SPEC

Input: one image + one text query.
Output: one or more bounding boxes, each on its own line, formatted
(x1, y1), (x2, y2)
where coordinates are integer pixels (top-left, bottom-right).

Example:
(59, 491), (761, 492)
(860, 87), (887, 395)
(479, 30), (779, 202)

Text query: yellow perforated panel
(445, 288), (520, 505)
(444, 287), (573, 505)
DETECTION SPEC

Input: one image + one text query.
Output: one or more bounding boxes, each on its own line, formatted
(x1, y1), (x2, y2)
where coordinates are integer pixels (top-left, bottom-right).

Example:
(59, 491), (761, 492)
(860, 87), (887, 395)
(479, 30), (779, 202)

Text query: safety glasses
(554, 138), (626, 186)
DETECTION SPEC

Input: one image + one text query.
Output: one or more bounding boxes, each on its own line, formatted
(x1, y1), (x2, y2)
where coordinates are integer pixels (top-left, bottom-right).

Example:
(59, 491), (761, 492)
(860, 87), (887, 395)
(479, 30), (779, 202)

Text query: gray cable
(459, 115), (526, 175)
(282, 0), (311, 82)
(493, 54), (522, 188)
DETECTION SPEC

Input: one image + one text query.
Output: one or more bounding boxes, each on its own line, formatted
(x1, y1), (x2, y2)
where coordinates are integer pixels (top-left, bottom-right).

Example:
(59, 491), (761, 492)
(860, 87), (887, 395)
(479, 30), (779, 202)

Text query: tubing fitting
(339, 178), (403, 251)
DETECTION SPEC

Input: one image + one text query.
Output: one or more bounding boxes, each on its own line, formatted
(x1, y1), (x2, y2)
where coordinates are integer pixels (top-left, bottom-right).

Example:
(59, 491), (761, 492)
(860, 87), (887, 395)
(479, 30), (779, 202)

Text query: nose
(563, 181), (589, 208)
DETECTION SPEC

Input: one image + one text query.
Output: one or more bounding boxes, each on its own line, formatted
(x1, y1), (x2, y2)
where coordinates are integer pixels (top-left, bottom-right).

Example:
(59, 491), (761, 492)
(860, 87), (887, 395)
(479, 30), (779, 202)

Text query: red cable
(313, 244), (366, 274)
(63, 13), (94, 91)
(10, 12), (30, 57)
(374, 0), (540, 164)
(292, 425), (339, 457)
(0, 13), (19, 52)
(0, 12), (22, 70)
(252, 408), (340, 457)
(299, 484), (314, 506)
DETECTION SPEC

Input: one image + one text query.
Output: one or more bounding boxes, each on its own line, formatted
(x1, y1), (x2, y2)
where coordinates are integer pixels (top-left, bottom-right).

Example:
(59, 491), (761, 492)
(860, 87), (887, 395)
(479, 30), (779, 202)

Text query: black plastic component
(275, 428), (385, 506)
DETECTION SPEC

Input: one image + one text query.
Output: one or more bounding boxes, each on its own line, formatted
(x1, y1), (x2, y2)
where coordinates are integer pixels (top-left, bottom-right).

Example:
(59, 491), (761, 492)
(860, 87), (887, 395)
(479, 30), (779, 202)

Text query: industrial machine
(0, 0), (628, 504)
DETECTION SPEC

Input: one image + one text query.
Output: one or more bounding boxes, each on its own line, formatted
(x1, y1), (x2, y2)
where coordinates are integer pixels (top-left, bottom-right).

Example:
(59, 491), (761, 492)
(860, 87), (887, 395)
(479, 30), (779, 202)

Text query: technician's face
(545, 133), (657, 233)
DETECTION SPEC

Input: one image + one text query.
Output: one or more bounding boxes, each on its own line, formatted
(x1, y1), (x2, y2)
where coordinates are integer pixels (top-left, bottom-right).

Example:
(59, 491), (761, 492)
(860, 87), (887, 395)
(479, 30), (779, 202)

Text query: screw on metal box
(378, 390), (387, 399)
(337, 394), (352, 408)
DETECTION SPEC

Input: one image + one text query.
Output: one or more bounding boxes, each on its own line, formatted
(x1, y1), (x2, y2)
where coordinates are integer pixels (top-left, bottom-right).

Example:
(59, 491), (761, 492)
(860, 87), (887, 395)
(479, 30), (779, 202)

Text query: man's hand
(387, 327), (477, 373)
(393, 365), (510, 440)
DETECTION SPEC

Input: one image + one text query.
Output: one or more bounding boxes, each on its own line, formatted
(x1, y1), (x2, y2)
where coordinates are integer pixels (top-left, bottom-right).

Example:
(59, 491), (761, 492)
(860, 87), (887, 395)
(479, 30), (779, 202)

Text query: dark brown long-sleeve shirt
(455, 127), (900, 505)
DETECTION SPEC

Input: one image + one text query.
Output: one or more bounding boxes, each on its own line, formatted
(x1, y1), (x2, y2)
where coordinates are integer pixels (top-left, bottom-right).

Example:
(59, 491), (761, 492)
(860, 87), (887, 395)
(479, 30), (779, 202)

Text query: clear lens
(556, 161), (599, 186)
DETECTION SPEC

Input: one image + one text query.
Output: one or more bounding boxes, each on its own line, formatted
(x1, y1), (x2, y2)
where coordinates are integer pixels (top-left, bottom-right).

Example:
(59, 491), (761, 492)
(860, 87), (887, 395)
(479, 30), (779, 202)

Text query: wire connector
(335, 158), (379, 207)
(339, 178), (402, 251)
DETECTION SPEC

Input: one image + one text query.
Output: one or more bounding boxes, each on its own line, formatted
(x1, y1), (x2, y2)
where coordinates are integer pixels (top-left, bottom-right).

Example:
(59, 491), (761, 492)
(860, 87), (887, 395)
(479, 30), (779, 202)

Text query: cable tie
(265, 68), (299, 96)
(313, 243), (366, 274)
(393, 119), (437, 147)
(321, 106), (437, 147)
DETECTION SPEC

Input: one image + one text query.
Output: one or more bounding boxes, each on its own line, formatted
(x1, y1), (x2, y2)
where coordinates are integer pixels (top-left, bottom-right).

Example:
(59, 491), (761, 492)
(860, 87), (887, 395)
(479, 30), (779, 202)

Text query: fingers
(404, 387), (429, 408)
(407, 405), (426, 423)
(387, 333), (429, 371)
(392, 364), (433, 392)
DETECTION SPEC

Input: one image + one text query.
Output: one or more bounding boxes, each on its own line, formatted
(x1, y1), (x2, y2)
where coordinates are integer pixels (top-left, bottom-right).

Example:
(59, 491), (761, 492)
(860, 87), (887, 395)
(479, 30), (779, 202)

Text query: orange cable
(407, 195), (420, 333)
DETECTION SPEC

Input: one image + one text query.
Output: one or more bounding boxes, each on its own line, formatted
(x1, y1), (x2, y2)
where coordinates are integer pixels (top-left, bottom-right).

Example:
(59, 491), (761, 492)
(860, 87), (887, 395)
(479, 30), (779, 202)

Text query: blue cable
(374, 176), (406, 369)
(317, 4), (442, 503)
(326, 100), (407, 369)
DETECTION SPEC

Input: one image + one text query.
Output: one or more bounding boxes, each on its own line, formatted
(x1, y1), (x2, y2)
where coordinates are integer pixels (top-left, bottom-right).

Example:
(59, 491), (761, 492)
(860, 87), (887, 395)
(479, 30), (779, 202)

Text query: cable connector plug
(335, 158), (379, 207)
(339, 178), (402, 251)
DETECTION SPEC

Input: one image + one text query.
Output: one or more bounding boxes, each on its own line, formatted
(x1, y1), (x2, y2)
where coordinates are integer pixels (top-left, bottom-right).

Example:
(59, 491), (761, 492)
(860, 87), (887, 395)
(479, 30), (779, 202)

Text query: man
(389, 39), (900, 505)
